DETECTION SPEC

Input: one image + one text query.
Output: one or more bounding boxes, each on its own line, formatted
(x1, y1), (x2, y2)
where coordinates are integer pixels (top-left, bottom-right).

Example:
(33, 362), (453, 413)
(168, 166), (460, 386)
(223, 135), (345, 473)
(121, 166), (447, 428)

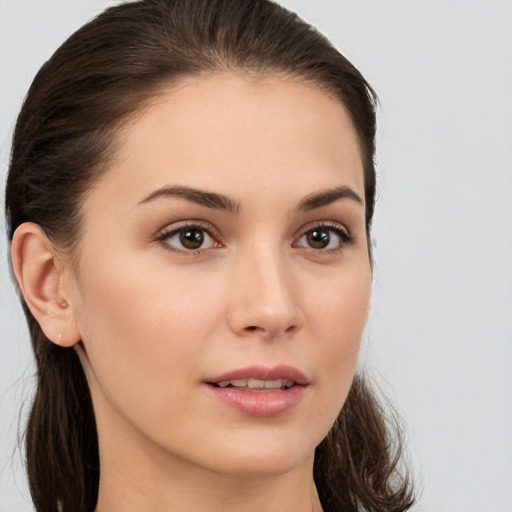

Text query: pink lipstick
(204, 365), (308, 417)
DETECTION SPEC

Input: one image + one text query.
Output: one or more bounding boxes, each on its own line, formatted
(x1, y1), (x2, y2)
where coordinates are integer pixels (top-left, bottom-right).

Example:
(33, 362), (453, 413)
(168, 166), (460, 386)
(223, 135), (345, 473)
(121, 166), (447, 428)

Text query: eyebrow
(138, 186), (242, 214)
(138, 184), (363, 214)
(297, 186), (364, 211)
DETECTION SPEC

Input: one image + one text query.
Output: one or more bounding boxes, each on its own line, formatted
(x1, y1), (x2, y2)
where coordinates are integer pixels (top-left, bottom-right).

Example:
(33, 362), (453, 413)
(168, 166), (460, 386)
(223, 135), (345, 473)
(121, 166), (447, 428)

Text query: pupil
(307, 229), (330, 249)
(180, 229), (204, 249)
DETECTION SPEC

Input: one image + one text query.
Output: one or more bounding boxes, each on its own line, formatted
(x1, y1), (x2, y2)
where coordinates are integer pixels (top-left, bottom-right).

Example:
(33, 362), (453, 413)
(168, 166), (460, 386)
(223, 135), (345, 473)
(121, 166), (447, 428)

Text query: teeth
(248, 379), (265, 389)
(215, 378), (296, 389)
(264, 379), (284, 389)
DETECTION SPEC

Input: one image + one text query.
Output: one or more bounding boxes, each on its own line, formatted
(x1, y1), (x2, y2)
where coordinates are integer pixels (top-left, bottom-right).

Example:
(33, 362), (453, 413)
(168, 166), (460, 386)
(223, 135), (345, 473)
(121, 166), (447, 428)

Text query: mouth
(205, 364), (309, 389)
(212, 378), (297, 391)
(204, 365), (309, 417)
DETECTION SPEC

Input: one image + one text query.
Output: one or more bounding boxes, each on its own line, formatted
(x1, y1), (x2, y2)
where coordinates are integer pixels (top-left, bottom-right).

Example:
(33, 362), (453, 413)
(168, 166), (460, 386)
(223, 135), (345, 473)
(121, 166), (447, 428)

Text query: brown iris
(179, 228), (204, 249)
(306, 228), (330, 249)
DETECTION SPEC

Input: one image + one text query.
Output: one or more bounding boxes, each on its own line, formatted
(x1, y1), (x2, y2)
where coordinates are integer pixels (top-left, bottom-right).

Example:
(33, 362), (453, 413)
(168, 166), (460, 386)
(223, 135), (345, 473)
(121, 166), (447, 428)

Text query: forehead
(88, 72), (365, 210)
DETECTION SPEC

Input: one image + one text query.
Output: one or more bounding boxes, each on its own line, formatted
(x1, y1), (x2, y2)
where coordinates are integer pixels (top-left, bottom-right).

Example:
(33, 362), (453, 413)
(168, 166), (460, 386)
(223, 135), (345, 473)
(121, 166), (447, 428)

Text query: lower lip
(205, 384), (307, 417)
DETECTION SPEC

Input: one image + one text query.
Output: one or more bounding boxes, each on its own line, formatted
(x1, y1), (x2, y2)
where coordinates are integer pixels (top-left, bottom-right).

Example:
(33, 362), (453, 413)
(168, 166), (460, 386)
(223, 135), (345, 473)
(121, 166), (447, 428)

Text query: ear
(11, 222), (81, 347)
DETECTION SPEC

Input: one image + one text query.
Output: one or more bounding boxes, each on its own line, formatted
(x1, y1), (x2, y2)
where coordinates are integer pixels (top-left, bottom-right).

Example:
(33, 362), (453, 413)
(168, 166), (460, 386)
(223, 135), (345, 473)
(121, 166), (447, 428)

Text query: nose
(226, 246), (304, 340)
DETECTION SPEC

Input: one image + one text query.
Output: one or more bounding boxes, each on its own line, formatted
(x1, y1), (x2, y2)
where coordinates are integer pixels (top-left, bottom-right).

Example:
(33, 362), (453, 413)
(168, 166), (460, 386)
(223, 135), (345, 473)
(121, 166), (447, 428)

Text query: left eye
(295, 226), (349, 250)
(162, 227), (217, 251)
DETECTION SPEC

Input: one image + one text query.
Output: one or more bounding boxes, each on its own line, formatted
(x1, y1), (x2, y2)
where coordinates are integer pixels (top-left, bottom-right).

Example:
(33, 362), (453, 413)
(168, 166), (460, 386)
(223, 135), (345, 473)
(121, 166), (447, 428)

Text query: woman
(5, 0), (414, 511)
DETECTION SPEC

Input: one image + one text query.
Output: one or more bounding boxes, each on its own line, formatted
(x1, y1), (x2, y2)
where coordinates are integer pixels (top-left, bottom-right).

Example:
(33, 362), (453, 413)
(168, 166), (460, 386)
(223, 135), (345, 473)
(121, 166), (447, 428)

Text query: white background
(1, 1), (511, 511)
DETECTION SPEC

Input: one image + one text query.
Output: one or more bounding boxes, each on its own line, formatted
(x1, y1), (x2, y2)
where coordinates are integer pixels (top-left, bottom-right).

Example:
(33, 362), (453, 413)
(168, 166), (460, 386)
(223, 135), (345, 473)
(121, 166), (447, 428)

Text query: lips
(204, 365), (309, 417)
(206, 365), (309, 386)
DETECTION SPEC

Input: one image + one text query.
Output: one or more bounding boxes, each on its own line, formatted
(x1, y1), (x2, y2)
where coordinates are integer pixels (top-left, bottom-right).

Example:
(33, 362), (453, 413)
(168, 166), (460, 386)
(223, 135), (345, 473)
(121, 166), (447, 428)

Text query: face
(67, 73), (372, 480)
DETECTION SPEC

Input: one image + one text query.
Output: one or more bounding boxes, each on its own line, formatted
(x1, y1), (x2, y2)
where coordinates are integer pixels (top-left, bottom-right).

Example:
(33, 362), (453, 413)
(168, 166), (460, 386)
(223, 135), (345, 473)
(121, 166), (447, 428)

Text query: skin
(13, 73), (372, 512)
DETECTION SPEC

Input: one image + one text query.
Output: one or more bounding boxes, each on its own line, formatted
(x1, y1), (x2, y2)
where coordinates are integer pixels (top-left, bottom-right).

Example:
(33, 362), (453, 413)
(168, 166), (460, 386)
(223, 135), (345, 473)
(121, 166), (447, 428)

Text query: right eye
(157, 224), (221, 254)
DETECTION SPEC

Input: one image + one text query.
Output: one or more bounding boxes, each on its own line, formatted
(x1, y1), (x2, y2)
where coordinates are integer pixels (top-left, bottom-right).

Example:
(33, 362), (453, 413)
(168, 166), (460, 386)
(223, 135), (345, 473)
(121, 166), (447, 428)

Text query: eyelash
(155, 221), (354, 256)
(155, 221), (222, 255)
(293, 221), (354, 255)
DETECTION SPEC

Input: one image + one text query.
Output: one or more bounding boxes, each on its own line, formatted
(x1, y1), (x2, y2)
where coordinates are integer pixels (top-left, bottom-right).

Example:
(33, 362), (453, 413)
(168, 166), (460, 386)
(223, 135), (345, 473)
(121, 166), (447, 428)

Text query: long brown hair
(5, 1), (414, 511)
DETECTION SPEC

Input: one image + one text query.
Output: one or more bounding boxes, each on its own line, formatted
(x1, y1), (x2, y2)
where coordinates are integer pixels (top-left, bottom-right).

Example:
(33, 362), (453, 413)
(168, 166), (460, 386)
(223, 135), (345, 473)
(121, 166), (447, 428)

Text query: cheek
(72, 257), (222, 424)
(307, 256), (371, 344)
(304, 259), (371, 411)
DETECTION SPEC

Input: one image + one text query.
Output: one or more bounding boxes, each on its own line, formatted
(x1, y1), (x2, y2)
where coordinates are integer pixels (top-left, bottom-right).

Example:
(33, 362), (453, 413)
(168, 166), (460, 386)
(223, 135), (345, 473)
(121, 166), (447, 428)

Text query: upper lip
(205, 365), (309, 385)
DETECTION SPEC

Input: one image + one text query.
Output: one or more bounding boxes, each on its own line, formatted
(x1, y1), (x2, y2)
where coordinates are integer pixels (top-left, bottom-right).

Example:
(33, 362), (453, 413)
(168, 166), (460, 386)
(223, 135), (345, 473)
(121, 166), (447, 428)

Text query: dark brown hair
(5, 1), (414, 511)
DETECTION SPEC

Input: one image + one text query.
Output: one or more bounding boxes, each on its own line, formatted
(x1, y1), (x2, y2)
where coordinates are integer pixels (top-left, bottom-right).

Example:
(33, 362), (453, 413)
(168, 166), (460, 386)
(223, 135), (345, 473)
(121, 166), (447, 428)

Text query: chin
(213, 450), (312, 478)
(188, 427), (324, 479)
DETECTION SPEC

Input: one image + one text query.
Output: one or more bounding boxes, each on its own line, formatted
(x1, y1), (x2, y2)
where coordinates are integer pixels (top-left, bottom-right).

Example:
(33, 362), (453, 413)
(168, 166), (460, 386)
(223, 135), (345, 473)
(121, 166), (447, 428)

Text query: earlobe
(11, 222), (81, 347)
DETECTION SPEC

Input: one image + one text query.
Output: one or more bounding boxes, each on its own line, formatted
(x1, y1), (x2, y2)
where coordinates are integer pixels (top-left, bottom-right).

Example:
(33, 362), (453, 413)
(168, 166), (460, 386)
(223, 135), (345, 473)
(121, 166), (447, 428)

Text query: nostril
(242, 324), (297, 336)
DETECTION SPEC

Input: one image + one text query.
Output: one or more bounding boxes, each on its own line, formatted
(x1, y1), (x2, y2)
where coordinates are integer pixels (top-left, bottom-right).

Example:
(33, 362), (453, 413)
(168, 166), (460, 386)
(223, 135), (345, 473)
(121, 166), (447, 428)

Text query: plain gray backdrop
(1, 1), (511, 511)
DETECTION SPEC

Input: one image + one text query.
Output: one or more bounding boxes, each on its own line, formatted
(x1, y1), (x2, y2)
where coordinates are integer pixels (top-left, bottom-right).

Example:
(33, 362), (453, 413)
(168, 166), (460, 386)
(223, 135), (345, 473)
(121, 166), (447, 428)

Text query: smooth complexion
(13, 73), (372, 512)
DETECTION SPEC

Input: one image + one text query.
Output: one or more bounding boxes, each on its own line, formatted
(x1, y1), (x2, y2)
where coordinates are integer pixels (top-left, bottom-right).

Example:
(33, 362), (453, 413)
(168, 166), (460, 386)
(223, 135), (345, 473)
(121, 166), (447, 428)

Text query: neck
(95, 450), (323, 512)
(93, 405), (323, 512)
